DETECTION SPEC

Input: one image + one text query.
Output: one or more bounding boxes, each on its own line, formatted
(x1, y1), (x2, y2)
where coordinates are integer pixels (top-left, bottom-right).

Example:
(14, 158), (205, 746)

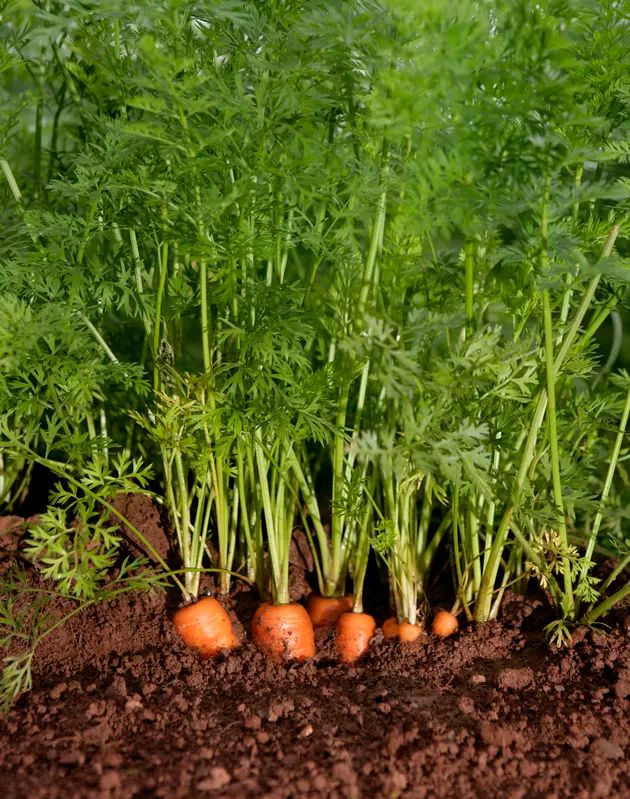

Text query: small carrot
(382, 617), (423, 642)
(307, 594), (353, 627)
(381, 617), (400, 639)
(432, 609), (458, 638)
(173, 596), (238, 658)
(336, 611), (376, 663)
(251, 602), (315, 661)
(398, 621), (423, 642)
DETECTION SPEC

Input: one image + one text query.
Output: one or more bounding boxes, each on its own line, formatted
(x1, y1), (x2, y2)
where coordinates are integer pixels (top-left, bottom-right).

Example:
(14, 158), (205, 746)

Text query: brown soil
(1, 500), (629, 799)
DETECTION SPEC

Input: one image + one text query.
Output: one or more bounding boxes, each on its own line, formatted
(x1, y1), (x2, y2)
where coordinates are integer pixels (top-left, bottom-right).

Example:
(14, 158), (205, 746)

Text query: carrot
(307, 594), (353, 627)
(382, 617), (423, 642)
(336, 611), (376, 663)
(398, 621), (423, 642)
(381, 617), (400, 639)
(173, 596), (238, 658)
(432, 609), (458, 637)
(251, 602), (315, 661)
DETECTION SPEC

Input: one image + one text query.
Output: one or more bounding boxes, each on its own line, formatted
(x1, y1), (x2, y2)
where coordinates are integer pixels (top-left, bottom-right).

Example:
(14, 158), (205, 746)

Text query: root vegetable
(252, 602), (315, 661)
(432, 610), (458, 637)
(382, 617), (400, 639)
(336, 611), (376, 663)
(397, 621), (423, 642)
(173, 596), (238, 657)
(382, 617), (423, 642)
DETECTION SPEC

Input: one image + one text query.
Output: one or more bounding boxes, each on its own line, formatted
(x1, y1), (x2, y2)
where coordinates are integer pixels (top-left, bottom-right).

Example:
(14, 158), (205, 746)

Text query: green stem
(464, 239), (475, 337)
(174, 451), (193, 597)
(582, 581), (630, 626)
(200, 258), (211, 374)
(153, 240), (169, 391)
(598, 554), (630, 597)
(577, 382), (630, 610)
(542, 287), (573, 614)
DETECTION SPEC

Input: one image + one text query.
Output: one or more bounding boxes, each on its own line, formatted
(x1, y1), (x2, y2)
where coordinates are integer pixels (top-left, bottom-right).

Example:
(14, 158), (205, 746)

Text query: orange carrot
(398, 621), (423, 642)
(336, 611), (376, 663)
(251, 602), (315, 661)
(432, 609), (459, 637)
(381, 617), (400, 639)
(173, 596), (238, 658)
(307, 594), (353, 627)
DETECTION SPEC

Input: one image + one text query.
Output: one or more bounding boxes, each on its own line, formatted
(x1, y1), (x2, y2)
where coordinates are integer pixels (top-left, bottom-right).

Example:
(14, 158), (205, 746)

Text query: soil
(1, 498), (629, 799)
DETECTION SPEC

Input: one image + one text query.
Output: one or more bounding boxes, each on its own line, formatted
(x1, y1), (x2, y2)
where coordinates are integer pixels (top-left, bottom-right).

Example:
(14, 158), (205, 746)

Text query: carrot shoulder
(307, 594), (353, 627)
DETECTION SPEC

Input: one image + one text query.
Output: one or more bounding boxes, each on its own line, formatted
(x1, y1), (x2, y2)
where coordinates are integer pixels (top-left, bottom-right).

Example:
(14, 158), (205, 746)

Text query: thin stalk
(330, 378), (351, 594)
(174, 451), (193, 597)
(0, 159), (23, 205)
(481, 446), (501, 570)
(451, 488), (464, 592)
(163, 450), (185, 565)
(467, 500), (482, 594)
(33, 88), (43, 201)
(351, 528), (371, 614)
(542, 287), (573, 613)
(464, 239), (475, 338)
(80, 314), (120, 364)
(420, 513), (451, 575)
(416, 474), (433, 557)
(199, 258), (211, 374)
(597, 553), (630, 597)
(47, 81), (67, 184)
(582, 581), (630, 626)
(153, 240), (169, 391)
(577, 382), (630, 610)
(235, 439), (256, 581)
(352, 471), (377, 613)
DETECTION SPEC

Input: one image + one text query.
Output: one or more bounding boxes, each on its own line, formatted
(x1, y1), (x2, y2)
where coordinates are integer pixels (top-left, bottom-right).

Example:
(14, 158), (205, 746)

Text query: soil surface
(1, 501), (629, 799)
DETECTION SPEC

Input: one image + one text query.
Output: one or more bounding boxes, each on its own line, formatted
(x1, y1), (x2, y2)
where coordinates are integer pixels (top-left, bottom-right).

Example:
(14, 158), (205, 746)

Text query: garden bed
(1, 507), (628, 799)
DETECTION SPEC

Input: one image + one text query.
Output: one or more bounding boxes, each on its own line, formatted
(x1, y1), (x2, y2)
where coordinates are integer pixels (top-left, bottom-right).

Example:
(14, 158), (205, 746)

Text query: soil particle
(590, 738), (625, 760)
(497, 666), (534, 690)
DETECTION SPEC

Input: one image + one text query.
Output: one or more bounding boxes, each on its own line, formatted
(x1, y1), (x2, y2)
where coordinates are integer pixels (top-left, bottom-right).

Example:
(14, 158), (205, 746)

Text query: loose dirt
(1, 502), (628, 799)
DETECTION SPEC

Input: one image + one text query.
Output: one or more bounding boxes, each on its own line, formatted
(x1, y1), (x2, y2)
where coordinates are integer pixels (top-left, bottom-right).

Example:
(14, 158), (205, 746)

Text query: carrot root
(432, 610), (459, 638)
(173, 596), (238, 658)
(382, 617), (424, 642)
(336, 611), (376, 664)
(398, 621), (424, 642)
(252, 602), (315, 661)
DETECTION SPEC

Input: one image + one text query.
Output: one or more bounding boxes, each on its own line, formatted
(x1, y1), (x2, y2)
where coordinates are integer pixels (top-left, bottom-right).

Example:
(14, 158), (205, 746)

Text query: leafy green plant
(0, 0), (629, 672)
